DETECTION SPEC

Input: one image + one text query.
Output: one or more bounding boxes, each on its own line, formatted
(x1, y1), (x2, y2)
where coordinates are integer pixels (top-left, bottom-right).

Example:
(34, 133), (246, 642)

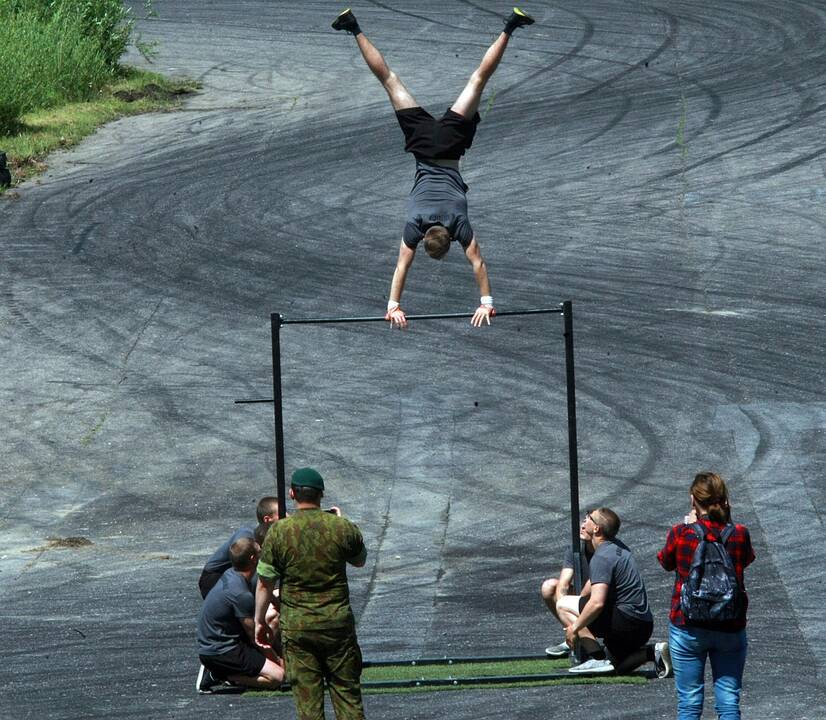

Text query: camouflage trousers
(283, 625), (365, 720)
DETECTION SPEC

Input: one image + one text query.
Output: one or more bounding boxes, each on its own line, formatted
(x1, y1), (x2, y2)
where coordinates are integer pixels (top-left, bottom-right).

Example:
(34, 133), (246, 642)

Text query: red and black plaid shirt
(658, 518), (755, 631)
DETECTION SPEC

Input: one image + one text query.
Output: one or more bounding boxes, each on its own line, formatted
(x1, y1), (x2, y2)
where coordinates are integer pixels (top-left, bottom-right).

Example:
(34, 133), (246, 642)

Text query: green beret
(291, 467), (324, 491)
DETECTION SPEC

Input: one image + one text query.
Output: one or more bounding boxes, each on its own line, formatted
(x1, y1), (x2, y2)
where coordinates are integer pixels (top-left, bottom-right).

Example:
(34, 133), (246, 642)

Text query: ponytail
(691, 472), (731, 523)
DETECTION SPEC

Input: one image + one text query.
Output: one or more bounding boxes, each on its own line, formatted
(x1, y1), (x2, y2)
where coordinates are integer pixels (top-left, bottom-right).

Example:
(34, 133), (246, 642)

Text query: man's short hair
(291, 485), (323, 504)
(229, 537), (259, 571)
(257, 496), (279, 523)
(423, 225), (451, 259)
(592, 507), (621, 539)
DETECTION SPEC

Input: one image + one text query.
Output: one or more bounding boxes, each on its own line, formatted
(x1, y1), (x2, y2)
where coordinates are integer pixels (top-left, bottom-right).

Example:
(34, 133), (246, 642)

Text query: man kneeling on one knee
(196, 537), (285, 692)
(558, 507), (655, 674)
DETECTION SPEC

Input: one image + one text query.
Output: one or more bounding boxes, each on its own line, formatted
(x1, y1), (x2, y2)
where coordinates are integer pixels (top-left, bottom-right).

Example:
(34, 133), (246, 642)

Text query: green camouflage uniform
(258, 509), (366, 720)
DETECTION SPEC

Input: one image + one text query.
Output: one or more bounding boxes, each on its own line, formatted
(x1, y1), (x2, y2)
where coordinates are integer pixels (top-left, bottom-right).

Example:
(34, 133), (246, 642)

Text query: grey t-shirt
(589, 538), (652, 622)
(196, 568), (255, 655)
(562, 545), (591, 586)
(403, 160), (474, 249)
(202, 526), (254, 574)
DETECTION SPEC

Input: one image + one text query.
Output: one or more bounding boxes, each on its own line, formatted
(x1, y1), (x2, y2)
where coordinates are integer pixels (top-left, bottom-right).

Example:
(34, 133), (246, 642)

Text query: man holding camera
(254, 468), (367, 720)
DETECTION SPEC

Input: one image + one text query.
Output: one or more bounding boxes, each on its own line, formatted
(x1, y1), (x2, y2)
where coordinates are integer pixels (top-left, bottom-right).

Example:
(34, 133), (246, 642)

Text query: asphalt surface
(2, 1), (826, 718)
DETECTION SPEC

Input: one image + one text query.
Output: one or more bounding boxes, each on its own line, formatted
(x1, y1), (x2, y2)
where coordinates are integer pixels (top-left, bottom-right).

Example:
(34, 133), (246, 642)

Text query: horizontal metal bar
(279, 307), (562, 325)
(362, 654), (548, 667)
(234, 398), (274, 404)
(274, 666), (652, 694)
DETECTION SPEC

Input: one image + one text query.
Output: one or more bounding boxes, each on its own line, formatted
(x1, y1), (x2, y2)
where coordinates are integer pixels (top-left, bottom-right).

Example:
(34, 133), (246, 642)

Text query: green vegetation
(0, 69), (196, 184)
(0, 0), (194, 187)
(245, 657), (647, 697)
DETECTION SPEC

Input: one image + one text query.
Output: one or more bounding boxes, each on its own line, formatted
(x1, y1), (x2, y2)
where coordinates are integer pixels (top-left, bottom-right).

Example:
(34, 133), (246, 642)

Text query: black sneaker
(196, 664), (216, 694)
(332, 8), (359, 33)
(504, 7), (535, 30)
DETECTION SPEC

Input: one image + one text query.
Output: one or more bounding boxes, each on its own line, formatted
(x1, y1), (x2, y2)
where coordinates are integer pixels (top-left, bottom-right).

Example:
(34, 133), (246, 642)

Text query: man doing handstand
(332, 7), (535, 328)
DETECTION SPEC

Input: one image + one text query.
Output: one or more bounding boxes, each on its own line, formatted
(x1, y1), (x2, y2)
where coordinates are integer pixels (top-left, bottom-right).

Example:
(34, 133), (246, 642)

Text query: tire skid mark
(649, 101), (826, 183)
(364, 0), (466, 33)
(730, 403), (826, 670)
(495, 7), (596, 101)
(503, 7), (675, 104)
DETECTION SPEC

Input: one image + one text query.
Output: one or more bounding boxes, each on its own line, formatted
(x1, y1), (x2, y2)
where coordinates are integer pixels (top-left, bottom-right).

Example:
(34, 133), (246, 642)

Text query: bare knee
(468, 70), (486, 91)
(260, 658), (285, 687)
(383, 70), (404, 94)
(541, 578), (559, 602)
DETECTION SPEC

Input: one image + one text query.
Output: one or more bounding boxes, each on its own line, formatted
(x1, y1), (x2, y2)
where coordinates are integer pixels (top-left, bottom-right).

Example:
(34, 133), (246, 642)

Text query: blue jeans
(669, 622), (747, 720)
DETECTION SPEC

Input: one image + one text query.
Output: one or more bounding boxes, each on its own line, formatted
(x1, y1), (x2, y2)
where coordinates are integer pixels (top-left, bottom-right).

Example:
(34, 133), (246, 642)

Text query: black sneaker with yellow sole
(332, 8), (361, 34)
(504, 7), (535, 34)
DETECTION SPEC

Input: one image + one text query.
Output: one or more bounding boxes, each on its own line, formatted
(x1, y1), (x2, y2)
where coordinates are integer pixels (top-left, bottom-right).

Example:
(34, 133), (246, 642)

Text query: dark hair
(592, 507), (621, 539)
(254, 522), (270, 546)
(256, 496), (279, 523)
(229, 537), (258, 571)
(291, 485), (323, 504)
(690, 472), (731, 523)
(423, 225), (451, 259)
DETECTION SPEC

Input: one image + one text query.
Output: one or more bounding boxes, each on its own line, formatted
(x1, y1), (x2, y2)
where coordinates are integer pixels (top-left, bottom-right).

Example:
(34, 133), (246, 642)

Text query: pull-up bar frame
(264, 301), (584, 597)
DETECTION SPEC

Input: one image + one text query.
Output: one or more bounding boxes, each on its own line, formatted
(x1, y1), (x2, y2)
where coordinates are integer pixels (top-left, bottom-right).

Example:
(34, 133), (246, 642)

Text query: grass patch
(245, 657), (647, 697)
(364, 658), (570, 680)
(0, 67), (197, 186)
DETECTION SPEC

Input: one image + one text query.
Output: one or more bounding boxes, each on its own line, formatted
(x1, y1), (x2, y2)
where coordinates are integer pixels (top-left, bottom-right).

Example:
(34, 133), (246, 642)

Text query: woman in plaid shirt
(658, 472), (755, 720)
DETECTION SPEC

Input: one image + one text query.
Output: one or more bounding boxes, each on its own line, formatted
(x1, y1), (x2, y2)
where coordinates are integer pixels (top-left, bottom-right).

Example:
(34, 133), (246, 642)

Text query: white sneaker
(568, 657), (615, 674)
(545, 641), (571, 658)
(196, 664), (215, 694)
(655, 641), (673, 678)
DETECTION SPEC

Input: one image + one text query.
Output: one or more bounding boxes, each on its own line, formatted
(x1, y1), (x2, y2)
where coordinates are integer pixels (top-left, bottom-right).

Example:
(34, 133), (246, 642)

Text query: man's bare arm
(241, 616), (257, 645)
(254, 577), (275, 648)
(464, 238), (495, 327)
(387, 240), (416, 328)
(555, 567), (574, 604)
(567, 582), (608, 642)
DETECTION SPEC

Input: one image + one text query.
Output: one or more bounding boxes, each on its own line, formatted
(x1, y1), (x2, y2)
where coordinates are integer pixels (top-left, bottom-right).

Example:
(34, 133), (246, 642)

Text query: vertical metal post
(271, 313), (287, 519)
(562, 300), (584, 666)
(562, 301), (582, 594)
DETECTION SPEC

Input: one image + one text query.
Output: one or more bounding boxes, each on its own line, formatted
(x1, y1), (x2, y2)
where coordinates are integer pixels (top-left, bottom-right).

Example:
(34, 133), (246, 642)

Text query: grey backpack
(679, 523), (743, 623)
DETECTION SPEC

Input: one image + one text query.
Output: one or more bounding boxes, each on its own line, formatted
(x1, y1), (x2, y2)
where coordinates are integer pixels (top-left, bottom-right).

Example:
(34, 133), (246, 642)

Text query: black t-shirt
(403, 160), (474, 249)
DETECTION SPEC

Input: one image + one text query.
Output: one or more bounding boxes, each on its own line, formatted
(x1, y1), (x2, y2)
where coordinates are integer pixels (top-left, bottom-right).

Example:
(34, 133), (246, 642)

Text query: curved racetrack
(2, 2), (825, 718)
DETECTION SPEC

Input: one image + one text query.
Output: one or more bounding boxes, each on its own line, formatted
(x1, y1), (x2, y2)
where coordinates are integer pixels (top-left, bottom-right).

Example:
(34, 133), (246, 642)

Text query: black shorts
(580, 597), (653, 665)
(200, 643), (266, 680)
(395, 107), (480, 159)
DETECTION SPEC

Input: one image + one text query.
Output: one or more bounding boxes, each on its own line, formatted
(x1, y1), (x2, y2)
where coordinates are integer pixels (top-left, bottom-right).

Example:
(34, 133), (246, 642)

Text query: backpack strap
(689, 522), (706, 541)
(720, 523), (736, 546)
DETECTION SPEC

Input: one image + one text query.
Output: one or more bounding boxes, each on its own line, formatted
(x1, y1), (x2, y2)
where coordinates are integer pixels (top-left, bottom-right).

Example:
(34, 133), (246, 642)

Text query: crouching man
(559, 508), (656, 674)
(196, 537), (285, 693)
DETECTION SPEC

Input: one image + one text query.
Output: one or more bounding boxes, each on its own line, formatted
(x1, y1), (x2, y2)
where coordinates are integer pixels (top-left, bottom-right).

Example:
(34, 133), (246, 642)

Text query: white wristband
(387, 300), (400, 312)
(480, 296), (493, 307)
